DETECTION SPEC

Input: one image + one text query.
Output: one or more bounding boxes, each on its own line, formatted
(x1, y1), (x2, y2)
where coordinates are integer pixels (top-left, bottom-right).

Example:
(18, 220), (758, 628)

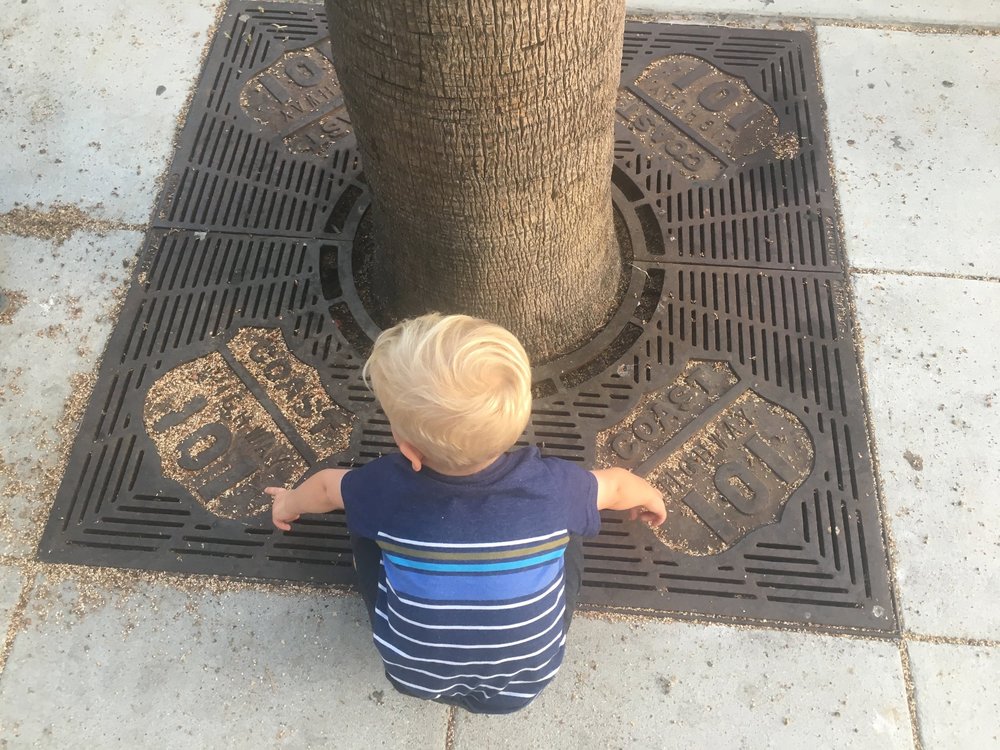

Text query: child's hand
(594, 468), (667, 527)
(628, 493), (667, 527)
(264, 470), (348, 531)
(266, 486), (300, 531)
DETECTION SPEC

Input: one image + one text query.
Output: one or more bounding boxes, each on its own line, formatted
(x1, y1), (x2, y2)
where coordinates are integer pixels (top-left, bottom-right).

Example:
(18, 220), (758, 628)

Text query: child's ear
(395, 437), (424, 472)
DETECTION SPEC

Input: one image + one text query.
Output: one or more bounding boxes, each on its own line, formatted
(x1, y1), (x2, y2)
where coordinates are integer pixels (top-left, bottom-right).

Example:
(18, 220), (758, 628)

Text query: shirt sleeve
(542, 457), (601, 537)
(339, 457), (388, 539)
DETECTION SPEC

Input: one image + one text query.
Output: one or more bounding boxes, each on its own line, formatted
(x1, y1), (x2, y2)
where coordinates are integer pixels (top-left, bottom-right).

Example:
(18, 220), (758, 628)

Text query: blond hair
(363, 314), (533, 473)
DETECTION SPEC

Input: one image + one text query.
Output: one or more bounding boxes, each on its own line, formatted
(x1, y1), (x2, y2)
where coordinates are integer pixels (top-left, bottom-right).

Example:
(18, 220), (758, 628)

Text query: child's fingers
(627, 505), (666, 525)
(273, 518), (291, 531)
(264, 487), (282, 496)
(644, 509), (667, 527)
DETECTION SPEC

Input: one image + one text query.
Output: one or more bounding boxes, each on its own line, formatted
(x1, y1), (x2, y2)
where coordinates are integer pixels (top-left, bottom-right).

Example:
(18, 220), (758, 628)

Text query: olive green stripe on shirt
(376, 536), (570, 561)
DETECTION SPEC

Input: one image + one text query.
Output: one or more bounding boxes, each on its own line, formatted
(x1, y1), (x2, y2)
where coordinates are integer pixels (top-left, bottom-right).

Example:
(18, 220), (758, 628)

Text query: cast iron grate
(39, 2), (896, 632)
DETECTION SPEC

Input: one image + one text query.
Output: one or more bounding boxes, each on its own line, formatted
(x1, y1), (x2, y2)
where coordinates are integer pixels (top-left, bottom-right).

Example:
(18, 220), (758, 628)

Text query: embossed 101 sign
(617, 54), (790, 181)
(598, 361), (813, 556)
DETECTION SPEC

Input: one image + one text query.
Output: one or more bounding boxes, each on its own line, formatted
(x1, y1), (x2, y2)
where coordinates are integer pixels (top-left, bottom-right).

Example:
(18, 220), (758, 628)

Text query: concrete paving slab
(0, 574), (445, 748)
(0, 0), (222, 224)
(627, 0), (1000, 26)
(454, 616), (912, 749)
(819, 28), (1000, 277)
(853, 273), (1000, 639)
(0, 230), (141, 557)
(907, 642), (1000, 748)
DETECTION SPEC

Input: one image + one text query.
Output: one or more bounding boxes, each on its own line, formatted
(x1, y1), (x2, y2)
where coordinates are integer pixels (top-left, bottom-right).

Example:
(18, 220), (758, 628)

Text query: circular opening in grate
(320, 167), (665, 393)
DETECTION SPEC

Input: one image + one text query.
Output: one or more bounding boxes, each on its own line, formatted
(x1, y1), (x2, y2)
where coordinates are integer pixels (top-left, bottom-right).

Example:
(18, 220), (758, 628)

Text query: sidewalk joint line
(0, 204), (144, 246)
(898, 640), (926, 750)
(815, 17), (1000, 35)
(0, 571), (36, 679)
(444, 705), (457, 750)
(850, 267), (1000, 284)
(626, 11), (1000, 36)
(903, 632), (1000, 648)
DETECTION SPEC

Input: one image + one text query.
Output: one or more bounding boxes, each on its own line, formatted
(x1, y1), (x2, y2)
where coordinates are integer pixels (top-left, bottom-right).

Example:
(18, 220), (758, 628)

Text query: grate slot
(69, 540), (159, 552)
(766, 596), (861, 609)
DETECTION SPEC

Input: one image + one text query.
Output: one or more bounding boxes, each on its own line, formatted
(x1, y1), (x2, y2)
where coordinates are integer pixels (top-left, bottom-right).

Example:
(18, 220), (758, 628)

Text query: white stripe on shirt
(375, 605), (565, 650)
(384, 593), (563, 631)
(379, 651), (562, 683)
(508, 665), (562, 685)
(376, 529), (568, 549)
(373, 629), (565, 667)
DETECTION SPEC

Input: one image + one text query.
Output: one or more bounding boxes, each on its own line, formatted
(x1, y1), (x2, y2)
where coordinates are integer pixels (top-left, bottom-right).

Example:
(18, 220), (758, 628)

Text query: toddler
(267, 313), (665, 714)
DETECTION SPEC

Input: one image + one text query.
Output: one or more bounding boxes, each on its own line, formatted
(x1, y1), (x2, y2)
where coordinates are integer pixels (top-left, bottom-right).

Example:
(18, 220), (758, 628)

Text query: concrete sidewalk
(1, 1), (998, 747)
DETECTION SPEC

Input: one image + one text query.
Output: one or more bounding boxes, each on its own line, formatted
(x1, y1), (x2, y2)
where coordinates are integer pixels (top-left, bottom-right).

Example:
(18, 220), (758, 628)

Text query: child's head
(363, 313), (532, 473)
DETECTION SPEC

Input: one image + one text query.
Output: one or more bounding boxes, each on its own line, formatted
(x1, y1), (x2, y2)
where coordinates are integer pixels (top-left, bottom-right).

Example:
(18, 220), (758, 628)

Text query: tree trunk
(326, 0), (625, 362)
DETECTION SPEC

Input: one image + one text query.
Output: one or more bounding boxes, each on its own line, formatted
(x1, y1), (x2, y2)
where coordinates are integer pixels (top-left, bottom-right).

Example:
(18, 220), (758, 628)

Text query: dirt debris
(772, 132), (801, 160)
(35, 323), (67, 340)
(0, 290), (27, 325)
(0, 204), (141, 246)
(902, 450), (924, 472)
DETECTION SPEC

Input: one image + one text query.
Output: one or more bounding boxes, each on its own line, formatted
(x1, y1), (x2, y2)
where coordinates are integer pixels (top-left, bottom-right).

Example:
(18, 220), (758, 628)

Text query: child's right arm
(266, 469), (349, 531)
(591, 468), (667, 527)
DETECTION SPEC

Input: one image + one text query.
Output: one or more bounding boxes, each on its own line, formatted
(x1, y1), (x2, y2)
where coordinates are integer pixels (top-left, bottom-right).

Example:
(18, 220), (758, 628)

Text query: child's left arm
(266, 469), (349, 531)
(591, 467), (666, 527)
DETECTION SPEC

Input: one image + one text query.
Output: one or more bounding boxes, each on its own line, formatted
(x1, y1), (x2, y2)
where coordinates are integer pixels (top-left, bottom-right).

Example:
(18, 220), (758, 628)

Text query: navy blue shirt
(341, 447), (600, 713)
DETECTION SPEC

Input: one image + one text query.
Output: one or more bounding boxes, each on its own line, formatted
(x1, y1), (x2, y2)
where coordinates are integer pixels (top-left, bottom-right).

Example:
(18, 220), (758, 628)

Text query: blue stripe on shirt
(385, 558), (562, 602)
(384, 547), (564, 573)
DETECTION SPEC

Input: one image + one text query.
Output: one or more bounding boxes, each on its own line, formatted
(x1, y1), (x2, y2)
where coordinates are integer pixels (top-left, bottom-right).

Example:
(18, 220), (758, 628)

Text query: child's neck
(426, 454), (501, 477)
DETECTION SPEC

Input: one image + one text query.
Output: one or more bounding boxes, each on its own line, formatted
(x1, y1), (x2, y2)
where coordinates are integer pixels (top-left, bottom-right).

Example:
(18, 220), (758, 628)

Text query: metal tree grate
(39, 3), (896, 633)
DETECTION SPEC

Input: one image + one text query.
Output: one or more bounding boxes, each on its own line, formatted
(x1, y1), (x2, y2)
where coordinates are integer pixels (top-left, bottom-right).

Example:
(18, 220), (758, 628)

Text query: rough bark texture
(326, 0), (626, 361)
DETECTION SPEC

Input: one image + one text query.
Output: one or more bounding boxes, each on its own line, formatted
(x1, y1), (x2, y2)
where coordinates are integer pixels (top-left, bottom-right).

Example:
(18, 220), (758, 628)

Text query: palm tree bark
(326, 0), (625, 361)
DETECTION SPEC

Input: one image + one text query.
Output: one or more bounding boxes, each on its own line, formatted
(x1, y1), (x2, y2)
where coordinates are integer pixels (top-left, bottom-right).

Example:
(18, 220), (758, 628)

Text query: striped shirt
(341, 447), (600, 713)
